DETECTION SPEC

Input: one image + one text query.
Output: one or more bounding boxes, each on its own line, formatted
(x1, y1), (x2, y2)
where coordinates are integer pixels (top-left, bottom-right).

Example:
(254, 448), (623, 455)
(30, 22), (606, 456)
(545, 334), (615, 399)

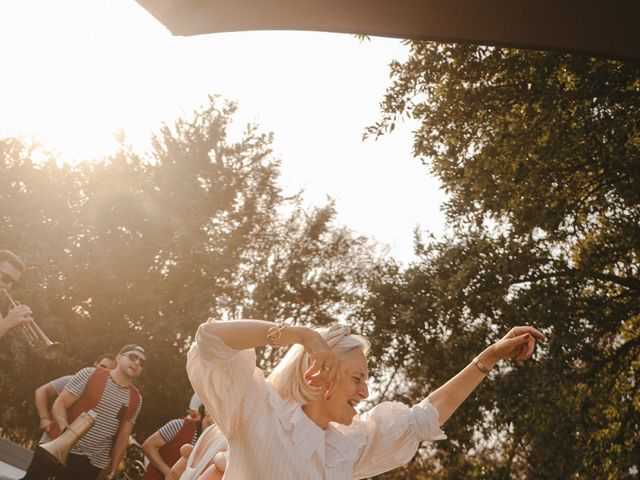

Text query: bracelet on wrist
(266, 323), (287, 347)
(472, 356), (491, 375)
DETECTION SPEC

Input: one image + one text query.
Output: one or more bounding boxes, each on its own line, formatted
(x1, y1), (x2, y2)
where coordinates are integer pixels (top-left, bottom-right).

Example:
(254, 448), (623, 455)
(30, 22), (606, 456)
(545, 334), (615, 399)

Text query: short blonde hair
(267, 324), (370, 405)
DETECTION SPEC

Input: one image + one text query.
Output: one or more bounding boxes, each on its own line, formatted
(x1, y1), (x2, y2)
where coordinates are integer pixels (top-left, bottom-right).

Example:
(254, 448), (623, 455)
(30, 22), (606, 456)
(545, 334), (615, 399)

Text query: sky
(0, 0), (447, 263)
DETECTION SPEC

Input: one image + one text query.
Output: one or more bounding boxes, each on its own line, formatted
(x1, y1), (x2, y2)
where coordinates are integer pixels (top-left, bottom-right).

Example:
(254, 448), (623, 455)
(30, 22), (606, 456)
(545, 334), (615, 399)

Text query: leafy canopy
(363, 44), (639, 479)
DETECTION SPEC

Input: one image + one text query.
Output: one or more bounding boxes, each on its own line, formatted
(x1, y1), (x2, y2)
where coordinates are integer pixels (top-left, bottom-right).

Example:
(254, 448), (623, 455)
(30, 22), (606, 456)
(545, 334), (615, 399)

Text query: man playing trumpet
(0, 249), (32, 340)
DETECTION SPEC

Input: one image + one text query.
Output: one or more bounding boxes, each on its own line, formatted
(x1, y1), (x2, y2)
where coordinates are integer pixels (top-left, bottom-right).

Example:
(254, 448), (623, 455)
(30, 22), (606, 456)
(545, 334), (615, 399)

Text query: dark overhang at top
(135, 0), (640, 62)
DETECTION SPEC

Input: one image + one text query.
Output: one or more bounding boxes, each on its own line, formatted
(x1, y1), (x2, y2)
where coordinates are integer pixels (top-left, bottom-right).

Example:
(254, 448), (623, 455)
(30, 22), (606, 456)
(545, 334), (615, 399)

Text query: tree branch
(517, 267), (640, 292)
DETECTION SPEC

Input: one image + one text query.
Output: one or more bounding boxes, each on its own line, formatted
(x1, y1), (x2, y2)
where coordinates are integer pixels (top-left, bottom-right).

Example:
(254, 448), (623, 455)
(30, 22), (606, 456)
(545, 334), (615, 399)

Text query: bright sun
(0, 0), (445, 263)
(0, 0), (194, 163)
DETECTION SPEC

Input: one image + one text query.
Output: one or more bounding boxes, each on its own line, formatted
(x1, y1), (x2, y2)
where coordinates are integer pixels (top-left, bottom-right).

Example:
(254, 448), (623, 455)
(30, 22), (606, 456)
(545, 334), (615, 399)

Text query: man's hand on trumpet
(0, 250), (28, 340)
(0, 302), (33, 338)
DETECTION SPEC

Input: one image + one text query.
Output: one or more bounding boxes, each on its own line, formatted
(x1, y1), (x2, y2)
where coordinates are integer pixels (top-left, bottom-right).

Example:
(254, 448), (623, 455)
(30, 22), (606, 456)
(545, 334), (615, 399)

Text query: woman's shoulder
(264, 377), (301, 422)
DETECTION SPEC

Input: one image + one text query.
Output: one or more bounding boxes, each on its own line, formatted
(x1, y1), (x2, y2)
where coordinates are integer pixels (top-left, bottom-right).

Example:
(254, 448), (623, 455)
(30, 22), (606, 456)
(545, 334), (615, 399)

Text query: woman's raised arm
(428, 326), (547, 425)
(198, 320), (341, 389)
(200, 320), (306, 351)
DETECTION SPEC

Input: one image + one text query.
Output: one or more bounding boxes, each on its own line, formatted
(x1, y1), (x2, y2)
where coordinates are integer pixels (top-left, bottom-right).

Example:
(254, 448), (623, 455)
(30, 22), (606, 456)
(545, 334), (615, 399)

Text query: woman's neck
(302, 401), (330, 430)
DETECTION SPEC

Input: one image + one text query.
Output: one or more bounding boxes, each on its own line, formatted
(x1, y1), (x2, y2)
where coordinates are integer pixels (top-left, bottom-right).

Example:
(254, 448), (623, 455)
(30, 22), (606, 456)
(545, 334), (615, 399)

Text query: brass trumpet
(96, 437), (146, 480)
(2, 288), (63, 359)
(118, 438), (147, 480)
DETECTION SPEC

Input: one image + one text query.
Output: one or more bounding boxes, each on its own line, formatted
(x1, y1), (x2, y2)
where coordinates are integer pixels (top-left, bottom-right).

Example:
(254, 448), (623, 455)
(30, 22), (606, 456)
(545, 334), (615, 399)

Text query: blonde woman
(187, 319), (545, 479)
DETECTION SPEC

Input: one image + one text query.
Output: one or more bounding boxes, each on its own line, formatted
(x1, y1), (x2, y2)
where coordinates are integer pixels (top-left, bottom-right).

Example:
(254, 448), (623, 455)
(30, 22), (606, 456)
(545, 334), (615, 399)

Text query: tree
(0, 96), (378, 444)
(363, 45), (639, 478)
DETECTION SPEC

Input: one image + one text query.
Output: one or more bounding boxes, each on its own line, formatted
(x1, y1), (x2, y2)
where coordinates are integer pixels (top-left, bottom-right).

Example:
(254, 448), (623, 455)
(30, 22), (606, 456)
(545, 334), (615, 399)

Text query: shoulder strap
(124, 384), (141, 423)
(48, 367), (110, 439)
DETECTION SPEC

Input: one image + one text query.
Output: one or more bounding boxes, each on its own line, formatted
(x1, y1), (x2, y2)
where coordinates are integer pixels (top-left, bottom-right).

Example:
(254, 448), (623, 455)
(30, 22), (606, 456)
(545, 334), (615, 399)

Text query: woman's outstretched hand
(492, 326), (547, 362)
(301, 329), (340, 397)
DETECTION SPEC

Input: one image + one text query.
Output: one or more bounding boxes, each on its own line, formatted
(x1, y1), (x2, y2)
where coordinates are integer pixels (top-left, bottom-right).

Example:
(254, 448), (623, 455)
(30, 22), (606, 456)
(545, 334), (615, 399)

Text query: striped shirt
(158, 419), (199, 446)
(50, 375), (73, 394)
(64, 367), (143, 469)
(38, 375), (73, 444)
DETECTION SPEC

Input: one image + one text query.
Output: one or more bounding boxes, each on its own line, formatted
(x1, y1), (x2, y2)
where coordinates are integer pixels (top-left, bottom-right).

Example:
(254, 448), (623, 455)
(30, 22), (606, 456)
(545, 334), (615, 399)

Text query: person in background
(43, 344), (145, 480)
(141, 404), (213, 480)
(187, 393), (201, 419)
(20, 353), (117, 480)
(168, 423), (228, 480)
(35, 354), (117, 433)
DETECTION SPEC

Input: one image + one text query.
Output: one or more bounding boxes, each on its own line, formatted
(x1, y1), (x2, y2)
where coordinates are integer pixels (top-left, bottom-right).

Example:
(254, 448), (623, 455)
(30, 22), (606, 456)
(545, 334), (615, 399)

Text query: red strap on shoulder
(124, 385), (141, 422)
(48, 367), (110, 439)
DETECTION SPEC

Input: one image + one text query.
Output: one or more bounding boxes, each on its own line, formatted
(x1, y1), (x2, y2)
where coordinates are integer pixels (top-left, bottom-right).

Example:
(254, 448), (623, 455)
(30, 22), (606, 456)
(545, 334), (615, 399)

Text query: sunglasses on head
(1, 273), (16, 285)
(126, 352), (146, 366)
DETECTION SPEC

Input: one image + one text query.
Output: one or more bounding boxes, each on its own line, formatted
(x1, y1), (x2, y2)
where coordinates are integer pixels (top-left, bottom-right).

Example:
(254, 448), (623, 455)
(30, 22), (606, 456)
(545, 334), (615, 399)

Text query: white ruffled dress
(187, 322), (446, 480)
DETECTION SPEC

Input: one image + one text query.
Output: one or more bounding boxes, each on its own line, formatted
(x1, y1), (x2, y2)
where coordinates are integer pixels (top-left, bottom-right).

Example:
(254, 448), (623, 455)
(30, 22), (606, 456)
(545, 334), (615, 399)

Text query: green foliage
(0, 96), (376, 443)
(363, 45), (639, 478)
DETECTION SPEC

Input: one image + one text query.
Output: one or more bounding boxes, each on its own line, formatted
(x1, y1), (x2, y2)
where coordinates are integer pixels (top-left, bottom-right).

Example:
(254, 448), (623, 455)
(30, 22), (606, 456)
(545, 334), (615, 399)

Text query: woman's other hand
(301, 329), (340, 392)
(493, 326), (547, 362)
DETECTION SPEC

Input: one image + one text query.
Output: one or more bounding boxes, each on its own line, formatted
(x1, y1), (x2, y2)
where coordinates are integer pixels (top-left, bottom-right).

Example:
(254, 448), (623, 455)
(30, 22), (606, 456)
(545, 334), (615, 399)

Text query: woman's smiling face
(324, 347), (369, 426)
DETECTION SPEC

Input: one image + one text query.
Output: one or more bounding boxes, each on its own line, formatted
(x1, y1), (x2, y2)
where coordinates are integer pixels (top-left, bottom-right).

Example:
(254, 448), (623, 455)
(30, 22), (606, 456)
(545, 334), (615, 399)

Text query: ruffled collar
(265, 382), (366, 467)
(325, 421), (367, 467)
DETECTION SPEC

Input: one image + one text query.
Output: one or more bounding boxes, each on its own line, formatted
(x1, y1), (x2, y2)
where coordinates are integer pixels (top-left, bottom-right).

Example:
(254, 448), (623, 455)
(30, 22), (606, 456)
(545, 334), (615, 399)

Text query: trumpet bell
(108, 437), (146, 480)
(39, 410), (97, 466)
(122, 458), (146, 480)
(42, 341), (63, 360)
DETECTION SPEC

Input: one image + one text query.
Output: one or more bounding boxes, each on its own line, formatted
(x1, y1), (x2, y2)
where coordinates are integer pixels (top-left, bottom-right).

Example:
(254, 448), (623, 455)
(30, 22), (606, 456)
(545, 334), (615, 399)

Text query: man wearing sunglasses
(0, 249), (32, 340)
(20, 353), (117, 480)
(28, 344), (146, 480)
